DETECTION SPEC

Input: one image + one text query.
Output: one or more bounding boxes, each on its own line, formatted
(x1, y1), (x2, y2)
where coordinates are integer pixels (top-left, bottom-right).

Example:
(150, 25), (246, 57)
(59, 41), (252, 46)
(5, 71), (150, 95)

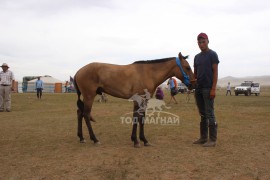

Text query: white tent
(26, 76), (64, 93)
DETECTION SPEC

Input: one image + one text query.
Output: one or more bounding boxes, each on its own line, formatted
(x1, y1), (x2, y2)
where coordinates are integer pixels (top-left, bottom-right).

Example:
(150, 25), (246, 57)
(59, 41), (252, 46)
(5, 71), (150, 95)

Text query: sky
(0, 0), (269, 82)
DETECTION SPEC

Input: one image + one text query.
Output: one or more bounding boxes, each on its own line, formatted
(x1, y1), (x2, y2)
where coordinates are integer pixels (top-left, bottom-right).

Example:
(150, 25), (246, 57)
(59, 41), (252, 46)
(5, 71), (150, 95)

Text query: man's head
(1, 63), (9, 72)
(197, 33), (209, 52)
(37, 77), (41, 80)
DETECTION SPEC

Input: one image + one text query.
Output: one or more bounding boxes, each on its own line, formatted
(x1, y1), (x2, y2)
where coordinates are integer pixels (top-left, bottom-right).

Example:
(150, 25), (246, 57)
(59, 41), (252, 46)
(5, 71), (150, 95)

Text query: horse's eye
(186, 67), (191, 71)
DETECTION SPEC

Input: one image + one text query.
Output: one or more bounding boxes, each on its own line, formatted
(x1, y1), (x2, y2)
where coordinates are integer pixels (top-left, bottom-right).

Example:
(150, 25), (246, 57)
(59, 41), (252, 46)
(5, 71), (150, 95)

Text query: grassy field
(1, 88), (270, 179)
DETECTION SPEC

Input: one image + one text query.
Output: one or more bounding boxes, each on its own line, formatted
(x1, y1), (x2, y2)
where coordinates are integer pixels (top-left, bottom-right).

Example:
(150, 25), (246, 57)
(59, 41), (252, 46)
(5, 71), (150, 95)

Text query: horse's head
(173, 52), (196, 90)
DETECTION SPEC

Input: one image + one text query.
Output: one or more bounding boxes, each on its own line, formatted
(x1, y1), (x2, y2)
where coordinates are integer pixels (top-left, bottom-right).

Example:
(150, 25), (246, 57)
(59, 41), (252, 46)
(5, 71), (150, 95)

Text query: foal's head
(174, 52), (196, 90)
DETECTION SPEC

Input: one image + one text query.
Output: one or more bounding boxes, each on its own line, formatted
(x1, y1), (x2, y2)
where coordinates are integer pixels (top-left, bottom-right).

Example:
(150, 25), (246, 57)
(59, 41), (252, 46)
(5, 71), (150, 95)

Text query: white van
(251, 83), (260, 96)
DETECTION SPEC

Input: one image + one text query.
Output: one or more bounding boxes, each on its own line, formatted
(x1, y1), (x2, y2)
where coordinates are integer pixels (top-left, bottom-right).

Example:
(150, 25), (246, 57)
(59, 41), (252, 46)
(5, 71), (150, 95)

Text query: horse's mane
(133, 55), (188, 64)
(133, 57), (175, 64)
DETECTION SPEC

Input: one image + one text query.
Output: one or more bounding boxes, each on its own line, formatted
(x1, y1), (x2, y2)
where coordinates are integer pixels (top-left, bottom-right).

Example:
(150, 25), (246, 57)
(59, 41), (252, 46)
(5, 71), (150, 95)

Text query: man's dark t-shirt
(194, 49), (219, 89)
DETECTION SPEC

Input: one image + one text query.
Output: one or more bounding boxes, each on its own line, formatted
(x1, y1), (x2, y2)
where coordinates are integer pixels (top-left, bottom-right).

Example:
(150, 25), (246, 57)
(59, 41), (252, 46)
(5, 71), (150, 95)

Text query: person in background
(155, 87), (164, 100)
(226, 82), (231, 96)
(35, 77), (44, 99)
(193, 33), (219, 147)
(98, 93), (108, 103)
(167, 77), (178, 104)
(65, 81), (69, 93)
(0, 63), (15, 112)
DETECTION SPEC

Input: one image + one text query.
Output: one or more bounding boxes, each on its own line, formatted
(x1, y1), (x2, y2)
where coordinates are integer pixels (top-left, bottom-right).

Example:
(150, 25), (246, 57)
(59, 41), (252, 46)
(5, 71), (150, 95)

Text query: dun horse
(74, 52), (196, 147)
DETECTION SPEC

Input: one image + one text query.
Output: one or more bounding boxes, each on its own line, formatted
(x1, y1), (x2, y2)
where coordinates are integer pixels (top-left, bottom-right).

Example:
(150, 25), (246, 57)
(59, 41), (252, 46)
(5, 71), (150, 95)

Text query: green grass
(0, 89), (270, 179)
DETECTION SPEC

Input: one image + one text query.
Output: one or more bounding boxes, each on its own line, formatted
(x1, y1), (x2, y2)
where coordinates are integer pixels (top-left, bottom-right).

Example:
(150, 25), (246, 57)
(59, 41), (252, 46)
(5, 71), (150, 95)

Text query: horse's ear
(178, 52), (189, 60)
(178, 52), (182, 59)
(183, 55), (189, 60)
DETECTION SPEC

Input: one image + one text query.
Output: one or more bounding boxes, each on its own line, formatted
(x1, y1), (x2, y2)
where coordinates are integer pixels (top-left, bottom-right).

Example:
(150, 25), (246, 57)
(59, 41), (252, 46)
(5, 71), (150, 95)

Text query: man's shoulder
(0, 70), (12, 74)
(194, 53), (202, 61)
(197, 49), (218, 55)
(7, 70), (14, 75)
(195, 52), (202, 58)
(208, 49), (218, 56)
(208, 49), (219, 63)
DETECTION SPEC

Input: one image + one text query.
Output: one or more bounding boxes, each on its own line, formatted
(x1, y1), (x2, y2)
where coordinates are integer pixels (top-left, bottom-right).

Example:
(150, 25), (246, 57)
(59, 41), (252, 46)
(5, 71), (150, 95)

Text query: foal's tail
(74, 75), (84, 113)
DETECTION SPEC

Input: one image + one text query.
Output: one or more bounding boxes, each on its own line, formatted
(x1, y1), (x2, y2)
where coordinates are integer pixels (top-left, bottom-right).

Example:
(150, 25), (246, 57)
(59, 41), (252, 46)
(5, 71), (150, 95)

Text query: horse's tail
(74, 75), (84, 112)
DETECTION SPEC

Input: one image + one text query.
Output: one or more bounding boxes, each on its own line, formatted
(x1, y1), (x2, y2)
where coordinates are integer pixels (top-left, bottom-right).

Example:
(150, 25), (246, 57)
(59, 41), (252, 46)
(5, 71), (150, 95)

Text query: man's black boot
(203, 123), (217, 147)
(193, 121), (208, 144)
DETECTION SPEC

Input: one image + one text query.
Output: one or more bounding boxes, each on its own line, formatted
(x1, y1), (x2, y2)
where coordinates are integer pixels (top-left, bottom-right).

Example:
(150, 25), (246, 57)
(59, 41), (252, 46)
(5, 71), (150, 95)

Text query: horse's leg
(83, 96), (99, 144)
(139, 100), (151, 146)
(139, 111), (151, 146)
(131, 102), (140, 148)
(77, 109), (85, 143)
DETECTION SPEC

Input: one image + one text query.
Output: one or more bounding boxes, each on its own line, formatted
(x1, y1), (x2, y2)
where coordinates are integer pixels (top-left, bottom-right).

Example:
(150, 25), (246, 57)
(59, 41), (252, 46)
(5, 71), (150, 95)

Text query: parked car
(251, 83), (260, 96)
(234, 81), (260, 96)
(177, 83), (187, 93)
(234, 81), (252, 96)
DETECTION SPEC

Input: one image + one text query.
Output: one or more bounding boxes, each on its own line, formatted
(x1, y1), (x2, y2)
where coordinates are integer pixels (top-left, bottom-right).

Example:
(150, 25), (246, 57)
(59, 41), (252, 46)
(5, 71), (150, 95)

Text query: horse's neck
(149, 60), (175, 88)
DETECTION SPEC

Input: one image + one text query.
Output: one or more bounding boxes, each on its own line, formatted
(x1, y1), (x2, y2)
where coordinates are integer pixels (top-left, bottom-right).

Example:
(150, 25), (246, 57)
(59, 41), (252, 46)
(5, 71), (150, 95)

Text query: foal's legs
(131, 101), (151, 147)
(77, 109), (85, 143)
(139, 111), (150, 146)
(131, 102), (140, 147)
(83, 96), (99, 144)
(139, 100), (150, 146)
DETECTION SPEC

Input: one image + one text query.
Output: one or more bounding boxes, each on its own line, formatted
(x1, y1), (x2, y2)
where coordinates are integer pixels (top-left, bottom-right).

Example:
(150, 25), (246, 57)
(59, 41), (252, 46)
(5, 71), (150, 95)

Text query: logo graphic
(122, 89), (180, 125)
(128, 89), (151, 115)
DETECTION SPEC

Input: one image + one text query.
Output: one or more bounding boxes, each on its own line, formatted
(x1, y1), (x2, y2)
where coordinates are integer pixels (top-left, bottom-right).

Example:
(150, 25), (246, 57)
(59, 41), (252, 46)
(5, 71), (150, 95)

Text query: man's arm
(194, 67), (197, 79)
(210, 64), (218, 99)
(11, 80), (15, 91)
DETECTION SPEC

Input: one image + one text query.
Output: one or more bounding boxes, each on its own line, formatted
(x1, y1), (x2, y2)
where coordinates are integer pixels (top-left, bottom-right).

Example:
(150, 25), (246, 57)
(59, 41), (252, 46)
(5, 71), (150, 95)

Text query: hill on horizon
(218, 75), (270, 87)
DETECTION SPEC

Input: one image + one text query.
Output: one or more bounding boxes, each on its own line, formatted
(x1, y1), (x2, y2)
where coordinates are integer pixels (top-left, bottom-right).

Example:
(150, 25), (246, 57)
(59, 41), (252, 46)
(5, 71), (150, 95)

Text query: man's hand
(210, 88), (216, 99)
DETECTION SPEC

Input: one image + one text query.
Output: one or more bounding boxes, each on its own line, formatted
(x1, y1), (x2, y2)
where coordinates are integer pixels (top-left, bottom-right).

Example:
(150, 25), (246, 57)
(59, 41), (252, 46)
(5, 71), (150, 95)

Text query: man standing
(167, 77), (178, 104)
(35, 77), (44, 99)
(65, 81), (68, 93)
(193, 33), (219, 147)
(0, 63), (15, 112)
(226, 82), (231, 96)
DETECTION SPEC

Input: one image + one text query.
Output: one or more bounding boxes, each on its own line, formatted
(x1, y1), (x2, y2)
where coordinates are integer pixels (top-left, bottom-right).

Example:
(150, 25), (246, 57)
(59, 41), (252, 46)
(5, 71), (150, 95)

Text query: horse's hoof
(80, 139), (86, 143)
(144, 142), (152, 147)
(134, 143), (141, 148)
(94, 141), (101, 145)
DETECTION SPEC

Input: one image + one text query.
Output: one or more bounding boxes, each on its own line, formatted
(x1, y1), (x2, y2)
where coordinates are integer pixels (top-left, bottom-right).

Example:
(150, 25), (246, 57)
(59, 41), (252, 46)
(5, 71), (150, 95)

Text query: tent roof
(28, 76), (63, 84)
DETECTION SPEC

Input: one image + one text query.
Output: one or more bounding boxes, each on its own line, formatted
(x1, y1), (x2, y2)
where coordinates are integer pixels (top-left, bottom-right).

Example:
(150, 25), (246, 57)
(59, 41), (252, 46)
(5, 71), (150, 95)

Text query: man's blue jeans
(195, 88), (217, 126)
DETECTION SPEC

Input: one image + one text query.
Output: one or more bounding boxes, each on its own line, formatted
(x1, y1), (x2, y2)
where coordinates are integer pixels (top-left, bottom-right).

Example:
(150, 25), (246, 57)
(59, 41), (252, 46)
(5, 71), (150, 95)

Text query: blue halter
(175, 57), (190, 87)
